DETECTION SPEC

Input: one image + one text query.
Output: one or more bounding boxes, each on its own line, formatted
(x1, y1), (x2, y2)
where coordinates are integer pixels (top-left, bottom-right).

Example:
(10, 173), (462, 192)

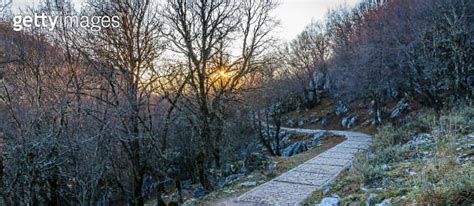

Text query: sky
(10, 0), (361, 41)
(273, 0), (360, 41)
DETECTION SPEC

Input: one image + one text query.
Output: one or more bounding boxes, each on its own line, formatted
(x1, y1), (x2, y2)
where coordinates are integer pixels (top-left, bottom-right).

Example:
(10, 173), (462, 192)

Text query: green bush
(349, 154), (384, 185)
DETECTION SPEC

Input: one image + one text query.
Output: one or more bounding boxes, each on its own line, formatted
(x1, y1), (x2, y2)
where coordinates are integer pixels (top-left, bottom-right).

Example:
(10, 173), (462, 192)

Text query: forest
(0, 0), (472, 205)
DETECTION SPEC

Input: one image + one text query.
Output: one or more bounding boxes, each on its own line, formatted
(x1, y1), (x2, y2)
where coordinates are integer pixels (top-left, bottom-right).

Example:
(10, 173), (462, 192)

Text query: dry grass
(303, 106), (474, 205)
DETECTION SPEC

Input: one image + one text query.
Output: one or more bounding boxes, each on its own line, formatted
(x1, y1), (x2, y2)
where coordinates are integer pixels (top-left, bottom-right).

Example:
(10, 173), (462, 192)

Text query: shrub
(373, 126), (411, 149)
(349, 154), (384, 185)
(418, 162), (474, 205)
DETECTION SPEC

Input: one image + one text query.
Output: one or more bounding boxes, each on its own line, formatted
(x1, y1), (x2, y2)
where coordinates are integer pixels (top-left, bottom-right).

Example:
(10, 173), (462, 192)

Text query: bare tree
(0, 0), (12, 20)
(280, 21), (331, 107)
(63, 0), (168, 204)
(162, 0), (277, 191)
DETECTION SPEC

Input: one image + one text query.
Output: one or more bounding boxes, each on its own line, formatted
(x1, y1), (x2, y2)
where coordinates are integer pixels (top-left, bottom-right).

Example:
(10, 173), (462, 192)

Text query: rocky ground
(147, 100), (473, 206)
(303, 106), (474, 205)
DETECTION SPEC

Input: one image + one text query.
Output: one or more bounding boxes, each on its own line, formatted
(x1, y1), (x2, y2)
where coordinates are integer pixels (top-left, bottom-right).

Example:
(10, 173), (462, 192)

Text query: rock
(282, 141), (307, 157)
(320, 118), (329, 126)
(223, 189), (235, 194)
(180, 179), (193, 189)
(271, 141), (278, 152)
(321, 185), (331, 195)
(308, 132), (324, 147)
(361, 187), (369, 193)
(279, 134), (291, 146)
(223, 163), (236, 175)
(459, 152), (474, 162)
(311, 71), (326, 90)
(366, 193), (378, 206)
(335, 101), (349, 116)
(380, 164), (390, 171)
(406, 133), (433, 147)
(319, 196), (340, 206)
(286, 119), (296, 127)
(342, 115), (358, 128)
(376, 199), (392, 206)
(468, 117), (474, 123)
(469, 144), (474, 149)
(298, 118), (306, 126)
(192, 185), (206, 198)
(349, 116), (358, 127)
(390, 98), (410, 119)
(239, 181), (257, 187)
(310, 113), (320, 124)
(313, 132), (324, 140)
(267, 161), (278, 170)
(467, 75), (474, 90)
(341, 117), (349, 128)
(362, 120), (371, 126)
(388, 87), (399, 98)
(183, 198), (197, 206)
(238, 167), (248, 174)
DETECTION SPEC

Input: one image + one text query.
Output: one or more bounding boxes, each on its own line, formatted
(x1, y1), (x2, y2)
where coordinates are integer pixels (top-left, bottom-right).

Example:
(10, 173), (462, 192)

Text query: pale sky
(11, 0), (361, 41)
(273, 0), (360, 41)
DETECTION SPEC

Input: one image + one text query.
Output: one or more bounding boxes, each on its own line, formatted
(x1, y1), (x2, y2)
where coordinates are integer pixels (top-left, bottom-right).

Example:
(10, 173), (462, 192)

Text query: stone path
(232, 128), (372, 206)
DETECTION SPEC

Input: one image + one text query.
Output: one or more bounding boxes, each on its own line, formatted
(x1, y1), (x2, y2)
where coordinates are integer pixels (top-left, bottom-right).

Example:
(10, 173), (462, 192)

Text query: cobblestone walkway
(233, 128), (372, 206)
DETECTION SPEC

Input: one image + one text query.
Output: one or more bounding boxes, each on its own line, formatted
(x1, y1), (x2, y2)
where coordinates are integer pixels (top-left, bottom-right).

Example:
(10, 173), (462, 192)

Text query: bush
(418, 161), (474, 205)
(373, 126), (411, 150)
(349, 154), (384, 185)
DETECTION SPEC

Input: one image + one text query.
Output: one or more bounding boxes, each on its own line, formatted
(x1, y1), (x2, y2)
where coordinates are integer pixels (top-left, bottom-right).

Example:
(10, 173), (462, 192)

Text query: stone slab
(294, 164), (344, 174)
(344, 140), (372, 145)
(319, 152), (355, 159)
(306, 156), (352, 166)
(345, 138), (373, 143)
(274, 171), (332, 186)
(336, 142), (370, 150)
(236, 181), (318, 205)
(326, 146), (363, 154)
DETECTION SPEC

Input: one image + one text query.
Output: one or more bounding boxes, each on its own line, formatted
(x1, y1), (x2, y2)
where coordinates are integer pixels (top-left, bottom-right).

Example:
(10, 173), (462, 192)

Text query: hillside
(0, 0), (472, 205)
(304, 106), (474, 205)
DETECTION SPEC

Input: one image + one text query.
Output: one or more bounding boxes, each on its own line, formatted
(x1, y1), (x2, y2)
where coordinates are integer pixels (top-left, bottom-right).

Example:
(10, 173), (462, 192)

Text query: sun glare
(213, 67), (233, 81)
(218, 70), (230, 79)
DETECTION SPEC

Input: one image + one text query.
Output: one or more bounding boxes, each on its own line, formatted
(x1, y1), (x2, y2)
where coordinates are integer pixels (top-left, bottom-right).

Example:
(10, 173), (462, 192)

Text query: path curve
(214, 127), (372, 206)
